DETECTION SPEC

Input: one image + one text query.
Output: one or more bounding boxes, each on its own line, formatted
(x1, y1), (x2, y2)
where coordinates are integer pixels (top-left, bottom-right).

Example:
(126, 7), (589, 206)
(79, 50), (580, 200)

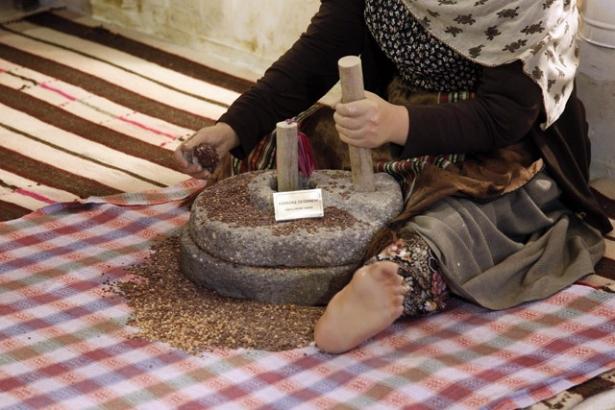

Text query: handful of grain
(193, 143), (220, 173)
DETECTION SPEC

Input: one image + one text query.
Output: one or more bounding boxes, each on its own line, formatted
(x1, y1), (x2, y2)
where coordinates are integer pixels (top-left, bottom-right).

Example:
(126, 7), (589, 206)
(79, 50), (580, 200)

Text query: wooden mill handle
(338, 56), (376, 192)
(276, 121), (299, 192)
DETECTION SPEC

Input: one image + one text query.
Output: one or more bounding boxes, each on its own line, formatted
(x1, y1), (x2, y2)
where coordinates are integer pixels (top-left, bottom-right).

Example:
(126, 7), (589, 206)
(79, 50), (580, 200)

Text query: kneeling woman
(175, 0), (611, 353)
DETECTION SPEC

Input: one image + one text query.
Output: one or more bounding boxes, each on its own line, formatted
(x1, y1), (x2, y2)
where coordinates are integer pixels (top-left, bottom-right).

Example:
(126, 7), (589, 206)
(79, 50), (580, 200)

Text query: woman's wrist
(387, 104), (410, 146)
(216, 122), (240, 152)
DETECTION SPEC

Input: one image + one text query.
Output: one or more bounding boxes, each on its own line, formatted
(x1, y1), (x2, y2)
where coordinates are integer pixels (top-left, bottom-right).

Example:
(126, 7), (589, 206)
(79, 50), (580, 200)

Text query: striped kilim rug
(0, 11), (251, 221)
(1, 11), (615, 410)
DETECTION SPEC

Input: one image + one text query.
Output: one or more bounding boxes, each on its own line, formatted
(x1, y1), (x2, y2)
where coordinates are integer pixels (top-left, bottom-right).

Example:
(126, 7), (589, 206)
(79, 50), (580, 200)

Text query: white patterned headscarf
(400, 0), (580, 129)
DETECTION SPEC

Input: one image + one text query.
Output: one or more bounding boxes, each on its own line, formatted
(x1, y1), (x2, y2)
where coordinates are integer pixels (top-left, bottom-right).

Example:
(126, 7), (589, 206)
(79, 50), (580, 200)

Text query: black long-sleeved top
(219, 0), (612, 234)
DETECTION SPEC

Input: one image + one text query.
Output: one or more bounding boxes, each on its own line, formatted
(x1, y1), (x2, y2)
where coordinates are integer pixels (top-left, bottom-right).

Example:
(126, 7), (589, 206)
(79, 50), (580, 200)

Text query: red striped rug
(1, 11), (614, 408)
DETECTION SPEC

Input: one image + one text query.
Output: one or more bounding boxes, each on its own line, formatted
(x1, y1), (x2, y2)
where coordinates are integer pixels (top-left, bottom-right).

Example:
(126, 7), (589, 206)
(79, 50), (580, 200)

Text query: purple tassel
(297, 131), (315, 178)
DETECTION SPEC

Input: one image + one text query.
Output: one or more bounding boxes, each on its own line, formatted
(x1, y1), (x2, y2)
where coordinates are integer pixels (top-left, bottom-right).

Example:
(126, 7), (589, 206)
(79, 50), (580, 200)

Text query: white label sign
(273, 189), (324, 222)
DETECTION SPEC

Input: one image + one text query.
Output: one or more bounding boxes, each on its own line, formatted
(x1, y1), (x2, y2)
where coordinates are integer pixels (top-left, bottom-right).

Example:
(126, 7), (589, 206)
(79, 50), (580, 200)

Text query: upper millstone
(188, 170), (403, 268)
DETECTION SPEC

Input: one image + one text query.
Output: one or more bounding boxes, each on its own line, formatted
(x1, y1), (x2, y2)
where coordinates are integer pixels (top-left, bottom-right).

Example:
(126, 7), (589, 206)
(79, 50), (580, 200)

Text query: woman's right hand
(173, 122), (240, 181)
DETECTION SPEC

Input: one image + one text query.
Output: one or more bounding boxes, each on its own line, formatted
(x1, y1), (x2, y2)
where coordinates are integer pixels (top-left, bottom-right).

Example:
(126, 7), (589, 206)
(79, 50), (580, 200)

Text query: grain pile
(193, 143), (219, 173)
(107, 236), (324, 353)
(199, 173), (359, 234)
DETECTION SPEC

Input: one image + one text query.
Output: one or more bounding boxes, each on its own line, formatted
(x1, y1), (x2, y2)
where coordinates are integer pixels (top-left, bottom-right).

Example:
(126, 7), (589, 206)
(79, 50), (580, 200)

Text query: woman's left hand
(334, 91), (409, 149)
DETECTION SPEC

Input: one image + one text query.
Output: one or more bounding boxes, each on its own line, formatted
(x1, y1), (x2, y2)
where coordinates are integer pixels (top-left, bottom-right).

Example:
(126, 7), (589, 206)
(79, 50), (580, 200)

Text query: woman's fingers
(181, 161), (212, 180)
(335, 124), (362, 140)
(173, 144), (205, 173)
(186, 163), (204, 174)
(336, 126), (378, 149)
(173, 142), (217, 179)
(173, 128), (219, 178)
(333, 111), (364, 130)
(334, 99), (378, 136)
(335, 99), (372, 118)
(191, 169), (213, 180)
(173, 146), (191, 168)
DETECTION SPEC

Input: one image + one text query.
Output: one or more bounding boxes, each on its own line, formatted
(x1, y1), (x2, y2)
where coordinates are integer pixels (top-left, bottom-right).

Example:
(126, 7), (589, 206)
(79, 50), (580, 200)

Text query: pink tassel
(297, 131), (315, 178)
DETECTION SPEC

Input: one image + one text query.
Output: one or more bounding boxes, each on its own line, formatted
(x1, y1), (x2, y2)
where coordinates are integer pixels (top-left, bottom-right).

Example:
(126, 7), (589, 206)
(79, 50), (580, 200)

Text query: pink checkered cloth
(1, 180), (614, 410)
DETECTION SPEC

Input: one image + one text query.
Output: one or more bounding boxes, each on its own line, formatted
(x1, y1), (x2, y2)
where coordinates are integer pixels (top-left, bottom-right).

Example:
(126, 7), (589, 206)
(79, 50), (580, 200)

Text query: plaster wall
(89, 0), (320, 77)
(577, 40), (615, 179)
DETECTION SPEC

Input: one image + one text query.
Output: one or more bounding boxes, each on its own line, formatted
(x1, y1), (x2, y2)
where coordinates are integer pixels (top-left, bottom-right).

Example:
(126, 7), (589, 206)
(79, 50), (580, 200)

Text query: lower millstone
(180, 170), (403, 305)
(180, 229), (357, 305)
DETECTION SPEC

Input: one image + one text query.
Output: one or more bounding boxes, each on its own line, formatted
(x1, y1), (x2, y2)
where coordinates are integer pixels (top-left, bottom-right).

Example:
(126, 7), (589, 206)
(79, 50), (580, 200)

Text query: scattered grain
(104, 236), (324, 353)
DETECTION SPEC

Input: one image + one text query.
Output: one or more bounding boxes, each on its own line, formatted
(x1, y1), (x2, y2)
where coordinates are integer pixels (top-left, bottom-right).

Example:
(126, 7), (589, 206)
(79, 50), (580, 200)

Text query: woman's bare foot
(314, 261), (407, 354)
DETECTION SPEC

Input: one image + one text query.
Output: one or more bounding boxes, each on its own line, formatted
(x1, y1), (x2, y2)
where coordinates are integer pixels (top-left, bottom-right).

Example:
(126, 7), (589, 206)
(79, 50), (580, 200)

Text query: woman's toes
(372, 261), (402, 283)
(392, 274), (404, 286)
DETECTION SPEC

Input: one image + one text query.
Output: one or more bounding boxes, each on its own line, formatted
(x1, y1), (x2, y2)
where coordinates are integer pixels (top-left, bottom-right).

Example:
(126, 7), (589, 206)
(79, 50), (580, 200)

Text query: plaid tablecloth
(1, 181), (614, 410)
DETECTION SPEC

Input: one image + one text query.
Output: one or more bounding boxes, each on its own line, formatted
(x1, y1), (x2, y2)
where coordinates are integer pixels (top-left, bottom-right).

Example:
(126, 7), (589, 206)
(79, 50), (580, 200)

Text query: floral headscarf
(400, 0), (579, 129)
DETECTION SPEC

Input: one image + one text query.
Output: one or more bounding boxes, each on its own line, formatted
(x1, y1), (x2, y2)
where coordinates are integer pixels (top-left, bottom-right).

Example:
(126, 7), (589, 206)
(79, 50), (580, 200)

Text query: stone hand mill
(180, 56), (403, 305)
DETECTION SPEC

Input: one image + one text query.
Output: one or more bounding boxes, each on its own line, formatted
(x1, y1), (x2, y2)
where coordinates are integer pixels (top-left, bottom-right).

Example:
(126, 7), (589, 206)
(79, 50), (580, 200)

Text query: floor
(0, 8), (614, 410)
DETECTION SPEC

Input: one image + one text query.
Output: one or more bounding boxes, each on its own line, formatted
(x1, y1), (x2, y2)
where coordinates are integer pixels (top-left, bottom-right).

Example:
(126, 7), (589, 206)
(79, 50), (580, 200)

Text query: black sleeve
(219, 0), (367, 159)
(400, 61), (543, 158)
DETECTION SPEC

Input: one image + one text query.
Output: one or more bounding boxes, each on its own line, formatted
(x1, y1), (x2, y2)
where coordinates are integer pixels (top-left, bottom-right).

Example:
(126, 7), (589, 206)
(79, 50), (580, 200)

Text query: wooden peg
(276, 121), (299, 192)
(338, 56), (376, 192)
